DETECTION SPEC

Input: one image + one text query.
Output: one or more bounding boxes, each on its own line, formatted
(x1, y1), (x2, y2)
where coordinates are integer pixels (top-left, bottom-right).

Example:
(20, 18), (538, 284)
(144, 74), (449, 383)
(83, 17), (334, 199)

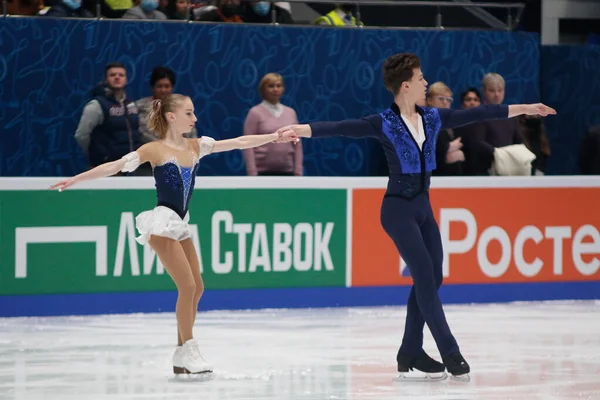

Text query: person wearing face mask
(45, 0), (94, 17)
(241, 0), (293, 24)
(122, 0), (167, 19)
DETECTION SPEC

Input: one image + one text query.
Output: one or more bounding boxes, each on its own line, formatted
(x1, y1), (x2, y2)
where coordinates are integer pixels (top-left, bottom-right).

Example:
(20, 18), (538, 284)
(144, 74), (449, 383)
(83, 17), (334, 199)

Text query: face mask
(63, 0), (81, 10)
(252, 1), (269, 16)
(140, 0), (158, 12)
(220, 3), (239, 17)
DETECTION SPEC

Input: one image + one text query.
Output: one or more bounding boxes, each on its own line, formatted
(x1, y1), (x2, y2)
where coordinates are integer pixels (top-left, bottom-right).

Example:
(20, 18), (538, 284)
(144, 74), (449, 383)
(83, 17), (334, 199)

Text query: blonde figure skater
(51, 94), (299, 374)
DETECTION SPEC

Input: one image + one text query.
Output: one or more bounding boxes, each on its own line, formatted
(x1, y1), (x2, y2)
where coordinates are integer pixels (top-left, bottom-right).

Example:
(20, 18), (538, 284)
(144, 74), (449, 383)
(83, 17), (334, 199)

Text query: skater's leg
(420, 201), (470, 379)
(400, 203), (446, 356)
(381, 196), (459, 358)
(149, 235), (211, 374)
(149, 236), (196, 343)
(178, 239), (205, 346)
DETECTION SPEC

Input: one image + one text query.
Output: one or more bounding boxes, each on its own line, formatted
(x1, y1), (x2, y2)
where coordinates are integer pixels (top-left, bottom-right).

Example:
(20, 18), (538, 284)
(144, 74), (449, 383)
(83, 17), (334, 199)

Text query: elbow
(236, 137), (249, 150)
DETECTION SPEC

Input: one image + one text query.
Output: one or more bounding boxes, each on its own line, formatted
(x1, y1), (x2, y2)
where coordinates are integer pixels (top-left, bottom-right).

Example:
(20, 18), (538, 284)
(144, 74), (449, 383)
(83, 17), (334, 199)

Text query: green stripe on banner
(0, 189), (347, 295)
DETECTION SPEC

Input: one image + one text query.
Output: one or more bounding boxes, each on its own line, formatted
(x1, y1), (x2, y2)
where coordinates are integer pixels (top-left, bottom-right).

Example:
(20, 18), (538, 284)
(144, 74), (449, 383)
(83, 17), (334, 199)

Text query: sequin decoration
(420, 107), (442, 172)
(153, 153), (200, 218)
(380, 109), (421, 174)
(396, 174), (420, 198)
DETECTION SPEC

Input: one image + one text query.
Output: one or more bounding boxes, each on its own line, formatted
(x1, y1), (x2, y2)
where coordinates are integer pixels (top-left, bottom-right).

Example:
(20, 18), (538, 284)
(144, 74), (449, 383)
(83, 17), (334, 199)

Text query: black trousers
(380, 192), (460, 358)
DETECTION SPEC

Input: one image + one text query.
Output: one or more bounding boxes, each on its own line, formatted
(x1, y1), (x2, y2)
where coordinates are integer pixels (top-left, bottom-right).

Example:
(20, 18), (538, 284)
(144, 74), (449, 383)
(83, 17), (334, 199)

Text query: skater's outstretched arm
(438, 103), (556, 130)
(276, 115), (381, 140)
(50, 143), (154, 191)
(210, 130), (298, 154)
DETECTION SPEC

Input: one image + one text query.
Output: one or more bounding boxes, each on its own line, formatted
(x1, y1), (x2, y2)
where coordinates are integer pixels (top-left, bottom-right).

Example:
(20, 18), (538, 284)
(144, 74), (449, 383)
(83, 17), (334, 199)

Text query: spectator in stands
(460, 87), (481, 109)
(195, 0), (243, 22)
(158, 0), (168, 13)
(74, 62), (148, 175)
(45, 0), (94, 17)
(241, 0), (293, 24)
(165, 0), (190, 19)
(314, 3), (363, 26)
(458, 73), (523, 175)
(426, 82), (464, 176)
(519, 115), (551, 175)
(6, 0), (43, 15)
(243, 73), (303, 176)
(137, 66), (197, 142)
(122, 0), (166, 19)
(580, 124), (600, 174)
(98, 0), (133, 18)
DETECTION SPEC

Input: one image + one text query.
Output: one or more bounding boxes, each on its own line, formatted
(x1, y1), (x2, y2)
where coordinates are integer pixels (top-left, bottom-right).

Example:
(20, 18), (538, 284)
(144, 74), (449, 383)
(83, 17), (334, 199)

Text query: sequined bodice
(153, 155), (199, 219)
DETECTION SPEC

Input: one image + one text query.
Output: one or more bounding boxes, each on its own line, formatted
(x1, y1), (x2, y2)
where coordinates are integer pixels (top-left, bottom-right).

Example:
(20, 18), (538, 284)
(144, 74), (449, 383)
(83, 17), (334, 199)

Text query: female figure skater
(51, 94), (298, 375)
(276, 53), (556, 382)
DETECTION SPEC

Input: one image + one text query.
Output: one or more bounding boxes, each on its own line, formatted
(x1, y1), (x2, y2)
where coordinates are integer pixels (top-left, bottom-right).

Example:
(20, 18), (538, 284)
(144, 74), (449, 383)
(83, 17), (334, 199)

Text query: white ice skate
(172, 346), (183, 374)
(174, 339), (212, 374)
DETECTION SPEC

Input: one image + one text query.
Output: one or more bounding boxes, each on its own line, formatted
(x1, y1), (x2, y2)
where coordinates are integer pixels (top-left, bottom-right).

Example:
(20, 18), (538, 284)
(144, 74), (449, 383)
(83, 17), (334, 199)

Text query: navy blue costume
(309, 103), (508, 358)
(128, 137), (216, 246)
(153, 159), (199, 220)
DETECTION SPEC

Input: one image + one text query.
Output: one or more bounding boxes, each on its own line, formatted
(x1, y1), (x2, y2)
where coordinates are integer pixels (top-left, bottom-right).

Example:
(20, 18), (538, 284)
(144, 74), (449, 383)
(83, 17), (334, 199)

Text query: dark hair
(105, 62), (126, 76)
(150, 66), (176, 88)
(460, 87), (481, 103)
(382, 53), (421, 96)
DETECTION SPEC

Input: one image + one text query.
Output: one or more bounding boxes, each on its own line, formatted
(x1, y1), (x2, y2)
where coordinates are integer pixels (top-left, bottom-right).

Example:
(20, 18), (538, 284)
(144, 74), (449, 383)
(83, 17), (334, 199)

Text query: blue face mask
(252, 1), (269, 16)
(140, 0), (158, 12)
(63, 0), (81, 9)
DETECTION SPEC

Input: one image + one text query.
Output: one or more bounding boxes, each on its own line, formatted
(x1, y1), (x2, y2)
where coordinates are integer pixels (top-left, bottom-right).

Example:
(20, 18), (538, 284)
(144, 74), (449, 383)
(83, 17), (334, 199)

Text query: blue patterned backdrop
(0, 18), (541, 177)
(541, 45), (600, 175)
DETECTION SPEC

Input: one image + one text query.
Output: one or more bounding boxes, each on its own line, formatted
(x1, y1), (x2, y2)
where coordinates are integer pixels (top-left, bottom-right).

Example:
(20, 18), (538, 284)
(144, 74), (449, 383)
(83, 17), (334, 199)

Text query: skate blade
(393, 371), (448, 382)
(173, 366), (214, 375)
(450, 373), (470, 382)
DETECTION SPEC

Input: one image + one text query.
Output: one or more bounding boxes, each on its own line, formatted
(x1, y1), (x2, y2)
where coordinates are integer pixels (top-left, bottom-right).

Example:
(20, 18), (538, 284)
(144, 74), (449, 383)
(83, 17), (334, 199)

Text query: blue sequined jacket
(309, 103), (509, 198)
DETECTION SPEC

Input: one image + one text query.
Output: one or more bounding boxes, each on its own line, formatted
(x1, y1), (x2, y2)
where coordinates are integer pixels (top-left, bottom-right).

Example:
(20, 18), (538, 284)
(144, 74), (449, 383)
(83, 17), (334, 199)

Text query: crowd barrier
(1, 176), (599, 317)
(1, 17), (540, 178)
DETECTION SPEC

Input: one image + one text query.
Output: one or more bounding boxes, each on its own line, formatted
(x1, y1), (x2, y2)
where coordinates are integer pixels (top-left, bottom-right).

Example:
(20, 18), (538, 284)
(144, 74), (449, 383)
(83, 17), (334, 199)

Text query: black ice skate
(442, 352), (470, 382)
(394, 351), (448, 382)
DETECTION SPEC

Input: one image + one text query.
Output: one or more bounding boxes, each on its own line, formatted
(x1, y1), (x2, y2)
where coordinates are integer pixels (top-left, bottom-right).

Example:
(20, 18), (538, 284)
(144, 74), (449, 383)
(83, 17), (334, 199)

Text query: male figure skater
(277, 53), (556, 381)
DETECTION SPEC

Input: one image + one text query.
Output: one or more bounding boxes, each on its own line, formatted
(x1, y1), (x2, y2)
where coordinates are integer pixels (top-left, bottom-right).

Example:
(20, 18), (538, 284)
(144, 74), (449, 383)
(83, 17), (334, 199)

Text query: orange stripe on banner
(351, 188), (600, 286)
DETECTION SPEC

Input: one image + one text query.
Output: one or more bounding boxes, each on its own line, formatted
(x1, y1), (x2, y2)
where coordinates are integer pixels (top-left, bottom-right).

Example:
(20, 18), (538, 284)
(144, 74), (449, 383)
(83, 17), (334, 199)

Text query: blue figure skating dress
(120, 136), (216, 245)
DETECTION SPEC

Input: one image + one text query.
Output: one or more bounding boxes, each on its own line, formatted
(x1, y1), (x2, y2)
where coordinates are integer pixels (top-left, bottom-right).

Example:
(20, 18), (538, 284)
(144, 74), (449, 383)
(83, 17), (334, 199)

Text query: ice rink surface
(1, 301), (599, 400)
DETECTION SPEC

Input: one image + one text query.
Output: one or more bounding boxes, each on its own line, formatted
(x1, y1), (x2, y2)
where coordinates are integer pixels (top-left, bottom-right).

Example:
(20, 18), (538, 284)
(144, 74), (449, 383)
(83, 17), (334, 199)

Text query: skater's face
(167, 97), (197, 135)
(402, 68), (428, 103)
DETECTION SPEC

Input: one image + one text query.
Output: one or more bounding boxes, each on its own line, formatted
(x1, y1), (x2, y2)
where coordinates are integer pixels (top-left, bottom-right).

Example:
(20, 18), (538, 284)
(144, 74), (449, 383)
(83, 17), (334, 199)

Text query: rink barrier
(1, 176), (599, 317)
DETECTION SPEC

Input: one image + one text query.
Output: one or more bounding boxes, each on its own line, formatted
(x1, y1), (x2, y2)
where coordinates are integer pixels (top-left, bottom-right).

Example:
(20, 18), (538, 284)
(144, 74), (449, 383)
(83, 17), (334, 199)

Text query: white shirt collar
(261, 100), (284, 118)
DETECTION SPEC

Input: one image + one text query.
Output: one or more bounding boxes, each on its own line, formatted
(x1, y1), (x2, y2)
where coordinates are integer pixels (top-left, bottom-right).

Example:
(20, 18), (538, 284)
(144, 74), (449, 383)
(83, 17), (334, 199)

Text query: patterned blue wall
(0, 18), (541, 177)
(541, 45), (600, 175)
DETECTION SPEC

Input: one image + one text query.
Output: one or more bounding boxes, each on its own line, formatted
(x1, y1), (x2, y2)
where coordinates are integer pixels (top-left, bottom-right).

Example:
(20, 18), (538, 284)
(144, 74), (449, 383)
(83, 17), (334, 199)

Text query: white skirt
(135, 206), (192, 245)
